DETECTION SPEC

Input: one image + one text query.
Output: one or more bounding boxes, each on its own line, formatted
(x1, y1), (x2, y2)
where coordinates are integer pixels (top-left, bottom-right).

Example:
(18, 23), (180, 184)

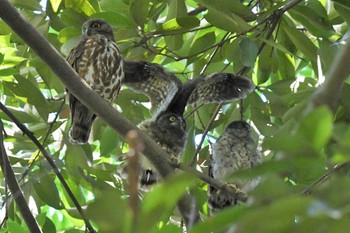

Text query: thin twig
(172, 159), (247, 203)
(190, 103), (223, 166)
(0, 102), (96, 233)
(19, 100), (65, 183)
(301, 161), (350, 196)
(0, 120), (42, 233)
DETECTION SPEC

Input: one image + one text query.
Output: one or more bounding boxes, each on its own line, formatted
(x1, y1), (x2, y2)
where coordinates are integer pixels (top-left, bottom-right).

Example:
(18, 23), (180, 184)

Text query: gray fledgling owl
(122, 61), (256, 189)
(67, 19), (124, 144)
(208, 120), (261, 216)
(138, 111), (187, 188)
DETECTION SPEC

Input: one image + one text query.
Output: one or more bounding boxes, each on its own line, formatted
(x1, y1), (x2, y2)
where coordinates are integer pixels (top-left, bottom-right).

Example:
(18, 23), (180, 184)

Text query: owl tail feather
(69, 98), (96, 144)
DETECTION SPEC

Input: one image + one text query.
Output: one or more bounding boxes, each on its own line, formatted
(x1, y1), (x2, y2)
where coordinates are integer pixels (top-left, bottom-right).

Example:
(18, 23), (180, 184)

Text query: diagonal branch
(305, 31), (350, 113)
(0, 102), (96, 233)
(0, 0), (200, 228)
(0, 120), (42, 233)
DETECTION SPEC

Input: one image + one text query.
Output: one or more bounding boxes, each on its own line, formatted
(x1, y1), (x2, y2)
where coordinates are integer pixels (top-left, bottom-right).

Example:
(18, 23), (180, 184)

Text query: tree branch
(0, 0), (200, 228)
(0, 102), (96, 233)
(301, 161), (350, 196)
(0, 120), (42, 233)
(306, 31), (350, 113)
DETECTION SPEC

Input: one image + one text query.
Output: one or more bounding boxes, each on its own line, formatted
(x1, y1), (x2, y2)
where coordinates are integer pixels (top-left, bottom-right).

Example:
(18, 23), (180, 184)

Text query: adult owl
(67, 19), (124, 144)
(122, 61), (255, 189)
(207, 120), (261, 216)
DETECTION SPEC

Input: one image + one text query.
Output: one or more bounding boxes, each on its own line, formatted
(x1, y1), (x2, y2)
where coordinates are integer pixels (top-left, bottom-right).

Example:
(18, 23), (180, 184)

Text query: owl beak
(82, 27), (89, 36)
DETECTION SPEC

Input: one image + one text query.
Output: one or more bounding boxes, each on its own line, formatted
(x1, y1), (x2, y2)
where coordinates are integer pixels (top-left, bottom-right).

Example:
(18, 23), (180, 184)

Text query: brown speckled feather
(67, 19), (124, 144)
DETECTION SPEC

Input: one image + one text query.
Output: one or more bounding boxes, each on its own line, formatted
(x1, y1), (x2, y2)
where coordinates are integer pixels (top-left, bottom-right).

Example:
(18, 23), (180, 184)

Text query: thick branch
(306, 32), (350, 113)
(0, 121), (42, 233)
(0, 0), (199, 227)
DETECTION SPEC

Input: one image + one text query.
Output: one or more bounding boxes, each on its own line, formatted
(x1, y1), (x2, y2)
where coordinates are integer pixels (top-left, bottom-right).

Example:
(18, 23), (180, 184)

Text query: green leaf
(61, 9), (88, 28)
(161, 17), (200, 32)
(137, 173), (197, 233)
(282, 17), (317, 62)
(318, 39), (338, 73)
(165, 35), (184, 50)
(58, 27), (81, 43)
(289, 5), (335, 38)
(333, 0), (350, 24)
(296, 106), (333, 150)
(3, 75), (50, 120)
(237, 197), (311, 232)
(32, 169), (63, 209)
(204, 9), (250, 33)
(6, 220), (28, 233)
(198, 0), (255, 21)
(239, 38), (258, 67)
(189, 32), (216, 58)
(277, 51), (296, 79)
(0, 106), (39, 123)
(189, 207), (247, 233)
(100, 126), (119, 156)
(257, 44), (274, 84)
(10, 0), (42, 11)
(129, 0), (150, 26)
(0, 53), (4, 64)
(167, 0), (187, 19)
(198, 0), (252, 32)
(50, 0), (62, 12)
(65, 0), (96, 16)
(91, 11), (136, 28)
(86, 189), (132, 233)
(0, 67), (18, 76)
(36, 213), (57, 233)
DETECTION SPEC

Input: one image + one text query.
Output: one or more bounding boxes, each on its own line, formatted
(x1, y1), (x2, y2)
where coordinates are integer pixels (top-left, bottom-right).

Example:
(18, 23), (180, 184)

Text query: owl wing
(66, 38), (97, 144)
(66, 37), (86, 71)
(188, 73), (255, 104)
(123, 60), (182, 116)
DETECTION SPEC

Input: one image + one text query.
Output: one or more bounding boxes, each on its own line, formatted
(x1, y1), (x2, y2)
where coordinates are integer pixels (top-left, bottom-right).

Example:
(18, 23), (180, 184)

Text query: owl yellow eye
(91, 23), (100, 29)
(169, 116), (176, 122)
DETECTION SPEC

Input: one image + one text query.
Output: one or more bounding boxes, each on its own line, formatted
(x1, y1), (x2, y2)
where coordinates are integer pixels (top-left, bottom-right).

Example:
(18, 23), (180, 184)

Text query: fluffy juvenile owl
(122, 61), (255, 189)
(138, 111), (187, 188)
(67, 19), (124, 144)
(208, 120), (261, 216)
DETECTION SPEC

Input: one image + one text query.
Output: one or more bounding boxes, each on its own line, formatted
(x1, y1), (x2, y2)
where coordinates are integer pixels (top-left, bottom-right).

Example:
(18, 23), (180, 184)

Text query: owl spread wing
(188, 73), (255, 104)
(123, 60), (182, 116)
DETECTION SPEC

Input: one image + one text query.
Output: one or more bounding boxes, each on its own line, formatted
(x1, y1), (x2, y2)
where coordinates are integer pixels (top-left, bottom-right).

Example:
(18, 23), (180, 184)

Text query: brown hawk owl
(208, 120), (261, 216)
(67, 19), (124, 144)
(122, 61), (255, 189)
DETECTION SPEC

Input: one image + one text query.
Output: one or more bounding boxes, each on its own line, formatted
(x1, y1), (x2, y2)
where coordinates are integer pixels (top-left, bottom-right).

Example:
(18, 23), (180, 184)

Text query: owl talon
(170, 156), (180, 165)
(224, 183), (248, 202)
(226, 183), (241, 194)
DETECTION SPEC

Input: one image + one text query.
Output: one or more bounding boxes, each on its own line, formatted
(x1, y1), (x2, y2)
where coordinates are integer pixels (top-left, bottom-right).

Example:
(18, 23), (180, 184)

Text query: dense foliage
(1, 0), (350, 232)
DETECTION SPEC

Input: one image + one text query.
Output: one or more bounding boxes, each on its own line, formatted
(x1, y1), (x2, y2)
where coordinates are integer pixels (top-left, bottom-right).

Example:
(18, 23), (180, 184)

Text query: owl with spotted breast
(208, 120), (261, 216)
(67, 19), (124, 144)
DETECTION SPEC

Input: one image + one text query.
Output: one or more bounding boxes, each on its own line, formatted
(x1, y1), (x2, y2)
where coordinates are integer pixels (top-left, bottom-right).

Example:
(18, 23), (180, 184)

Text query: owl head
(82, 19), (114, 40)
(225, 120), (251, 137)
(156, 112), (186, 130)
